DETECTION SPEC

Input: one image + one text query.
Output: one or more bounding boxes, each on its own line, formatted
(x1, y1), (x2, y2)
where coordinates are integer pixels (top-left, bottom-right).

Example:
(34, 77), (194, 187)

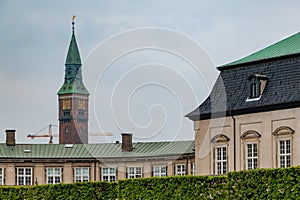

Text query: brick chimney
(121, 133), (133, 152)
(6, 130), (16, 146)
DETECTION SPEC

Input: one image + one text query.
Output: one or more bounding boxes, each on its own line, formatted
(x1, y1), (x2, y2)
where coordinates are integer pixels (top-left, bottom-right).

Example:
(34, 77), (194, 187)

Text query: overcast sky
(1, 1), (300, 144)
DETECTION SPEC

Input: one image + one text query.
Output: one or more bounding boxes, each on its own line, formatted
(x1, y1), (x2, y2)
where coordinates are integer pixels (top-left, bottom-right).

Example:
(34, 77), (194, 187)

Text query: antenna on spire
(72, 15), (76, 34)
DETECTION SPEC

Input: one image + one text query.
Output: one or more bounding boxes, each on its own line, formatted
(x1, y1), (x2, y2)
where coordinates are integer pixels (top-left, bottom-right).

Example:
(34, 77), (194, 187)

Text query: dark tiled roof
(0, 141), (194, 159)
(186, 56), (300, 120)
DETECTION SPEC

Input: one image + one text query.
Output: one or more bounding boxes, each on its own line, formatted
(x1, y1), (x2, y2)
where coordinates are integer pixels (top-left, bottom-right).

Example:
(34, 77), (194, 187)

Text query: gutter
(229, 111), (237, 171)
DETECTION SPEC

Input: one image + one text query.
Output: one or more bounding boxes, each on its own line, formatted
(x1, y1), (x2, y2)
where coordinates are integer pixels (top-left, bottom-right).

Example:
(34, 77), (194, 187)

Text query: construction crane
(27, 124), (113, 144)
(89, 132), (113, 136)
(27, 124), (58, 144)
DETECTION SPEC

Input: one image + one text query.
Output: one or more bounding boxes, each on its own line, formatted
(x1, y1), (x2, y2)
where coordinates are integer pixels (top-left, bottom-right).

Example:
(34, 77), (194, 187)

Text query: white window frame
(0, 168), (4, 185)
(273, 126), (294, 168)
(215, 146), (227, 175)
(17, 167), (32, 185)
(210, 134), (230, 175)
(46, 168), (62, 184)
(101, 167), (117, 182)
(241, 130), (261, 170)
(153, 165), (167, 177)
(175, 164), (186, 176)
(246, 143), (258, 170)
(278, 139), (291, 168)
(74, 167), (89, 182)
(127, 167), (142, 179)
(191, 163), (196, 175)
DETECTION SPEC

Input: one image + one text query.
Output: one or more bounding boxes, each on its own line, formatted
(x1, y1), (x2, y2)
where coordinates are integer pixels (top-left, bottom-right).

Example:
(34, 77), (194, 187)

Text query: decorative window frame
(211, 134), (230, 175)
(273, 126), (294, 168)
(46, 168), (62, 184)
(174, 164), (186, 176)
(74, 167), (90, 182)
(127, 166), (143, 179)
(241, 130), (261, 170)
(16, 167), (33, 186)
(153, 165), (167, 177)
(101, 167), (117, 182)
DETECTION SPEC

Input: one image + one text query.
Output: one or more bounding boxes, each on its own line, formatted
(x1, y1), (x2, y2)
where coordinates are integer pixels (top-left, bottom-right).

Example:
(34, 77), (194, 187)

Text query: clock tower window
(63, 110), (70, 117)
(78, 111), (84, 117)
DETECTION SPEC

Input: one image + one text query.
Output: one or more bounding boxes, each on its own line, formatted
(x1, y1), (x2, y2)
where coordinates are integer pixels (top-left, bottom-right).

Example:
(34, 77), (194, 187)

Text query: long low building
(0, 130), (194, 185)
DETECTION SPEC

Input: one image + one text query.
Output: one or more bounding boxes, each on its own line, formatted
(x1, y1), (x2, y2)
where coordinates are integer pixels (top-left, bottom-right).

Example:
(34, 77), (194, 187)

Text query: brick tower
(57, 16), (89, 144)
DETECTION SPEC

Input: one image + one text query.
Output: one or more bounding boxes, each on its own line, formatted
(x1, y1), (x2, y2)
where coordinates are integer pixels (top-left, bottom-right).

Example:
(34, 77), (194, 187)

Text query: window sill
(246, 95), (262, 102)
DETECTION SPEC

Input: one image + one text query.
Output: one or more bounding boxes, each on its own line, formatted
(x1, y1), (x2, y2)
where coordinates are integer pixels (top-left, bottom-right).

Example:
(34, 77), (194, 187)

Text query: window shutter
(173, 165), (176, 175)
(141, 167), (143, 178)
(15, 168), (17, 185)
(165, 166), (168, 176)
(100, 167), (102, 181)
(151, 166), (153, 177)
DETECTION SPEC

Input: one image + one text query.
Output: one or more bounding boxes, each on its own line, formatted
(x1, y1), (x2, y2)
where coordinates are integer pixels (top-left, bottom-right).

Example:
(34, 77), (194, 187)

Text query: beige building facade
(0, 131), (194, 186)
(193, 107), (299, 175)
(187, 32), (300, 175)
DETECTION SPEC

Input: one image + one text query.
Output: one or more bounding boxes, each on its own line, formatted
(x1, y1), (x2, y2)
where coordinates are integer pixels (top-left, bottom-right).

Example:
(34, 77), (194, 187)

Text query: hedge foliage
(118, 175), (227, 199)
(1, 167), (300, 199)
(0, 181), (118, 200)
(227, 167), (300, 199)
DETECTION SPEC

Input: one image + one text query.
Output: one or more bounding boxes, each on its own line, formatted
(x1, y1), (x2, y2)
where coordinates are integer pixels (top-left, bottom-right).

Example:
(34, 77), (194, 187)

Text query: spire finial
(72, 15), (76, 34)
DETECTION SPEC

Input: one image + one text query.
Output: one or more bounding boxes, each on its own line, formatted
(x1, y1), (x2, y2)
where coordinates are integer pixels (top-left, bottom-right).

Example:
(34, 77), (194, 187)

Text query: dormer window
(249, 79), (260, 99)
(247, 74), (268, 101)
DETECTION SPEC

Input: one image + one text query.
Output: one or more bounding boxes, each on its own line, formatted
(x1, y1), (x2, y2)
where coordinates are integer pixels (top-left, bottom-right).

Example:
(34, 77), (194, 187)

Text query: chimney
(6, 130), (16, 146)
(121, 133), (133, 152)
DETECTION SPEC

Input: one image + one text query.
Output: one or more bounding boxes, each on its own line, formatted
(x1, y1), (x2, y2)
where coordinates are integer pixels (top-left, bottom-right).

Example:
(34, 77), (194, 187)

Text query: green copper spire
(65, 16), (81, 65)
(58, 16), (89, 95)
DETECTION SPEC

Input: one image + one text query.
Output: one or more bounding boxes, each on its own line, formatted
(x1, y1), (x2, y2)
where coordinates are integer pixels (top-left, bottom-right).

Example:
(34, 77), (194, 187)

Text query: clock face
(62, 100), (71, 110)
(78, 100), (85, 110)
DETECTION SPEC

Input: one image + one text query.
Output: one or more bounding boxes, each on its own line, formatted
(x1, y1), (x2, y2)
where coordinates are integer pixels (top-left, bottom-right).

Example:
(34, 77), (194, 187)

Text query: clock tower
(57, 16), (89, 144)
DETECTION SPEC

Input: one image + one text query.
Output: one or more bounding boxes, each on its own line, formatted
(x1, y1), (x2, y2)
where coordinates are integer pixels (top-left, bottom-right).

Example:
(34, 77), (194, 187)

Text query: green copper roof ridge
(57, 82), (90, 95)
(221, 32), (300, 68)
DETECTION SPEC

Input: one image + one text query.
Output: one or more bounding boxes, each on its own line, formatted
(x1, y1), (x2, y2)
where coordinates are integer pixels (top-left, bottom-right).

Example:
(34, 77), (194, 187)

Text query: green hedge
(228, 167), (300, 199)
(1, 167), (300, 199)
(118, 175), (227, 199)
(0, 181), (118, 200)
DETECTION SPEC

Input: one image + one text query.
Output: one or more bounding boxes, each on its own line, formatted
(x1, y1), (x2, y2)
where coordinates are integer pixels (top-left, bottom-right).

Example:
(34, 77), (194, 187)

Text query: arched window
(241, 130), (261, 170)
(273, 126), (294, 168)
(211, 134), (230, 175)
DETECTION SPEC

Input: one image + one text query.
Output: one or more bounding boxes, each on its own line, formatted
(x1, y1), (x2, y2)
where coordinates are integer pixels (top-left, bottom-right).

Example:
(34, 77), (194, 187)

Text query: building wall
(0, 157), (194, 186)
(194, 107), (300, 175)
